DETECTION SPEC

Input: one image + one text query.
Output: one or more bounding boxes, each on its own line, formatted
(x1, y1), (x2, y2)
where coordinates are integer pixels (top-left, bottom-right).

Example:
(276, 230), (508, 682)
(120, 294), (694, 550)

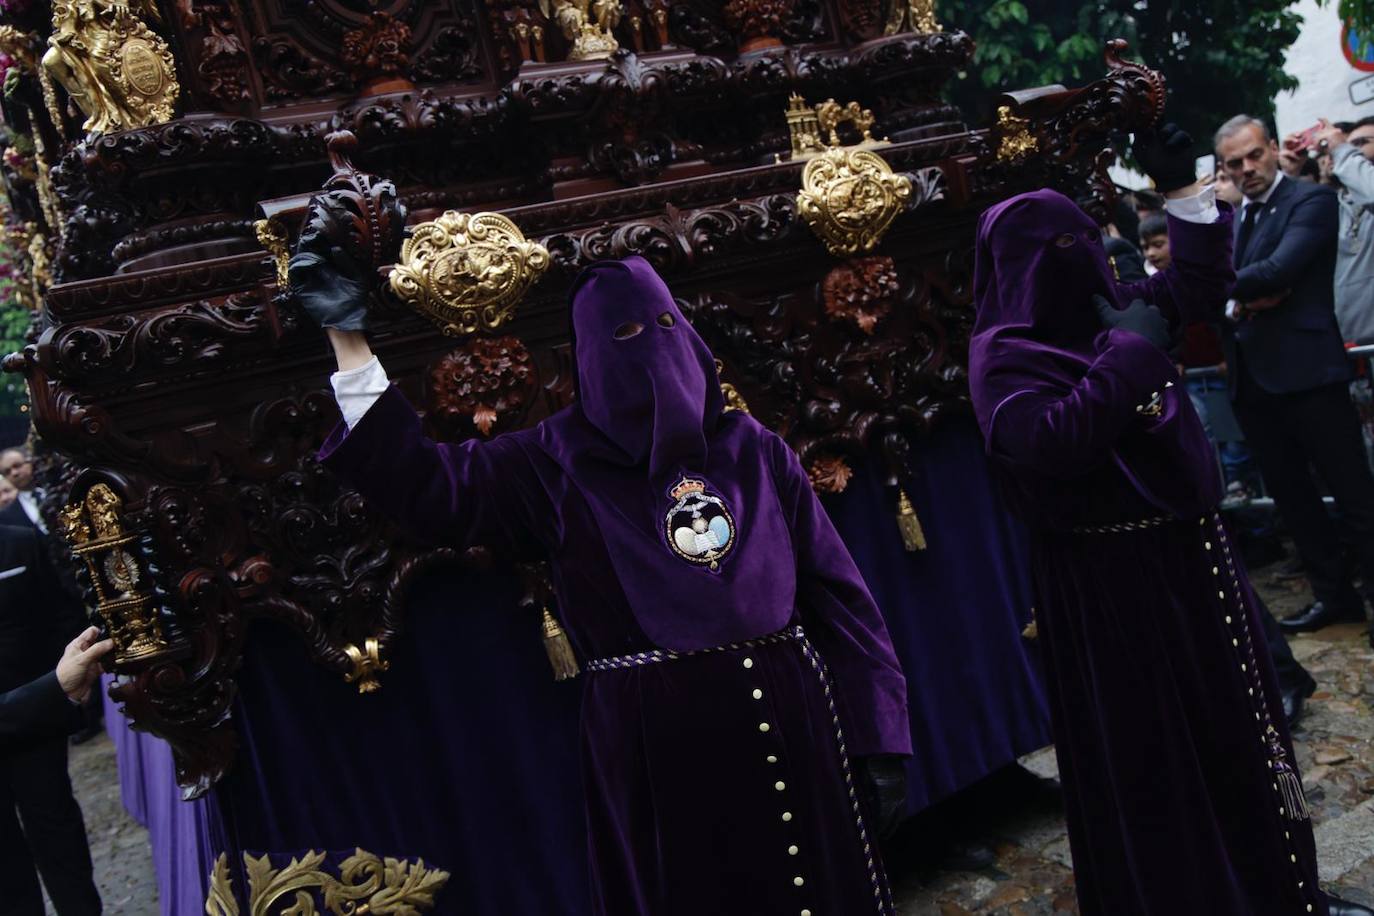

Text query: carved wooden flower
(341, 12), (413, 80)
(807, 455), (853, 494)
(429, 336), (536, 438)
(723, 0), (794, 39)
(822, 256), (900, 334)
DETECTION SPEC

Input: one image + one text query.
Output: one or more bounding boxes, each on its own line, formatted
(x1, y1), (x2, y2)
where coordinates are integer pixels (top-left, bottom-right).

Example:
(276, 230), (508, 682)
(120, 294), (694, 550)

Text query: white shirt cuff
(1225, 299), (1240, 321)
(1163, 184), (1219, 224)
(330, 356), (389, 430)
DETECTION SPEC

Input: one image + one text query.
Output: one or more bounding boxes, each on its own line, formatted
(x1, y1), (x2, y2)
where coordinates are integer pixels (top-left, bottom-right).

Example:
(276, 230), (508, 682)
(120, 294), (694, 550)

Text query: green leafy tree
(940, 0), (1304, 146)
(0, 242), (31, 417)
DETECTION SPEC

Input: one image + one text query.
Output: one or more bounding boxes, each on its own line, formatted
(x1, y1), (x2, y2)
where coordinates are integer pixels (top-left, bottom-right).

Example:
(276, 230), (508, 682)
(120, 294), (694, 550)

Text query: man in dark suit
(1215, 114), (1374, 648)
(0, 627), (112, 750)
(0, 523), (102, 915)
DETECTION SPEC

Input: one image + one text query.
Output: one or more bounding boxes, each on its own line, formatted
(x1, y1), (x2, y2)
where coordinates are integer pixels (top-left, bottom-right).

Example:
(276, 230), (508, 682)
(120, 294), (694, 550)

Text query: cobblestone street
(890, 559), (1374, 914)
(60, 557), (1374, 915)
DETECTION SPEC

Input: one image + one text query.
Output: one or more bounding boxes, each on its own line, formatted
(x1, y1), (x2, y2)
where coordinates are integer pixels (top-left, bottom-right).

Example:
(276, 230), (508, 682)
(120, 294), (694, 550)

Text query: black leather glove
(1133, 122), (1198, 193)
(1093, 294), (1171, 350)
(857, 755), (907, 840)
(287, 191), (374, 332)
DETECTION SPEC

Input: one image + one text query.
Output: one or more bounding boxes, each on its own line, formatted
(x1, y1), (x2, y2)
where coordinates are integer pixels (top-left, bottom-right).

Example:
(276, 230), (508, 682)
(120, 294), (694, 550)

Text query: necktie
(1237, 202), (1261, 264)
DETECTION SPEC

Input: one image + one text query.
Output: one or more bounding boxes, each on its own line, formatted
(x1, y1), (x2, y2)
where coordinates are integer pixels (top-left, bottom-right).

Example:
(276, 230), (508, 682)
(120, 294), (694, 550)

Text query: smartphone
(1287, 122), (1324, 152)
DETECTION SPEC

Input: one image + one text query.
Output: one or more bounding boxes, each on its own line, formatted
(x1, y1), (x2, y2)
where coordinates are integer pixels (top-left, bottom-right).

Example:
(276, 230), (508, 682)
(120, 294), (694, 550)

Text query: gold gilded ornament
(785, 94), (825, 159)
(59, 483), (177, 664)
(342, 637), (389, 694)
(798, 148), (912, 257)
(539, 0), (621, 60)
(389, 211), (550, 336)
(895, 487), (927, 551)
(995, 105), (1038, 163)
(253, 218), (291, 289)
(715, 359), (751, 414)
(42, 0), (179, 135)
(815, 99), (877, 148)
(205, 848), (451, 915)
(884, 0), (940, 35)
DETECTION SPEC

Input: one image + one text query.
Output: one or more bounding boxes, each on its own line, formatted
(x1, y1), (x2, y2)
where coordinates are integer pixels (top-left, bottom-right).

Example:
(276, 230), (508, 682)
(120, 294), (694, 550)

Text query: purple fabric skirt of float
(1033, 512), (1327, 916)
(579, 625), (891, 916)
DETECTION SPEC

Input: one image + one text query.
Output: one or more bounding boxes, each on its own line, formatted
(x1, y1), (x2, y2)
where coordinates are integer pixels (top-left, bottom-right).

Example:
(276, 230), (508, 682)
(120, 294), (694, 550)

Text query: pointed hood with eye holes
(537, 256), (795, 651)
(968, 189), (1220, 519)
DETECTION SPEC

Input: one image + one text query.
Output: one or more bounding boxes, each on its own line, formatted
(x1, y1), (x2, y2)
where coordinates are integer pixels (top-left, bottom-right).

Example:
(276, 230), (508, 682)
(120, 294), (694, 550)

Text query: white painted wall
(1273, 0), (1374, 138)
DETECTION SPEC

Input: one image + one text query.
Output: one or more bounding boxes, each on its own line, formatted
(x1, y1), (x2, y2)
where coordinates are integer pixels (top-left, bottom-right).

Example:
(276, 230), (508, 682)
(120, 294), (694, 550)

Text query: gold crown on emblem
(671, 478), (707, 501)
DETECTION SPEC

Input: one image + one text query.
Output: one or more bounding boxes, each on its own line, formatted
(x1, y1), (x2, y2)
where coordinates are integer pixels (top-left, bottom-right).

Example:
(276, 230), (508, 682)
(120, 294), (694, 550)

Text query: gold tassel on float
(541, 607), (580, 681)
(895, 488), (927, 552)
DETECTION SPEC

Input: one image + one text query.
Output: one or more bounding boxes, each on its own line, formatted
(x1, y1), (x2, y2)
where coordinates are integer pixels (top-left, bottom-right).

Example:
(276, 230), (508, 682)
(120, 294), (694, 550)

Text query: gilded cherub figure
(539, 0), (622, 60)
(883, 0), (939, 35)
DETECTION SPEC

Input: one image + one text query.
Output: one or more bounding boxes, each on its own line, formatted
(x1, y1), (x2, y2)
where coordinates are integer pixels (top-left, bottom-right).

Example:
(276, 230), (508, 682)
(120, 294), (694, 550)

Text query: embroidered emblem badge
(664, 477), (736, 570)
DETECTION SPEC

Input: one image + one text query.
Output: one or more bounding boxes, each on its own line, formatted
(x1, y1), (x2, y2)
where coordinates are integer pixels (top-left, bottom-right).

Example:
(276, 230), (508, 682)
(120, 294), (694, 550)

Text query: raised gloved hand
(1133, 122), (1198, 194)
(287, 191), (376, 332)
(857, 755), (907, 839)
(1093, 294), (1171, 350)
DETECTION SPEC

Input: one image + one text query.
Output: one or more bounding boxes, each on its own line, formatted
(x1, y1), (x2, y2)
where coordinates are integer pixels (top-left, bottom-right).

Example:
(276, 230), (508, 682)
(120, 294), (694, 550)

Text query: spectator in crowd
(1, 627), (112, 749)
(1139, 211), (1169, 274)
(0, 447), (102, 744)
(1310, 116), (1374, 344)
(1215, 114), (1374, 645)
(1306, 117), (1374, 475)
(1214, 168), (1244, 207)
(0, 523), (101, 915)
(1129, 187), (1164, 225)
(0, 447), (44, 533)
(0, 476), (18, 512)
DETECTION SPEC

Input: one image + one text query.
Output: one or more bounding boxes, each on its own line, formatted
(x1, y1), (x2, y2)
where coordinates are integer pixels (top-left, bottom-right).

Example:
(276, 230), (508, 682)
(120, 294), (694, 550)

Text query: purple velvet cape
(969, 189), (1223, 521)
(969, 190), (1329, 915)
(319, 256), (911, 914)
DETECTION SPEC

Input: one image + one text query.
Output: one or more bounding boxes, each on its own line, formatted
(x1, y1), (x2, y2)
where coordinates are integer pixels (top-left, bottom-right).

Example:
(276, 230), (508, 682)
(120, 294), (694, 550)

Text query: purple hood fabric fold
(968, 189), (1220, 518)
(537, 257), (796, 651)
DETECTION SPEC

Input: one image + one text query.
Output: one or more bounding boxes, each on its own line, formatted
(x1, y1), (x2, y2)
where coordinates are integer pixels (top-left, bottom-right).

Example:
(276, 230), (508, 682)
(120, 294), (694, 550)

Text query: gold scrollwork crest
(253, 218), (291, 290)
(205, 849), (451, 915)
(798, 148), (912, 257)
(388, 211), (550, 337)
(58, 483), (176, 665)
(42, 0), (180, 135)
(995, 105), (1038, 163)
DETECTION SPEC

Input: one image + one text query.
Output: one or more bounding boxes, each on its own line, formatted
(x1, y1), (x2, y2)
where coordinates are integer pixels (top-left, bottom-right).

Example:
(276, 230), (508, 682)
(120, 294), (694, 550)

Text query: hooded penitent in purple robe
(320, 256), (911, 915)
(970, 189), (1328, 915)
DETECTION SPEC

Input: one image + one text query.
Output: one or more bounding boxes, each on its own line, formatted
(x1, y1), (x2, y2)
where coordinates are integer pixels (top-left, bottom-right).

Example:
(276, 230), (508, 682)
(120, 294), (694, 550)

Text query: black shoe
(1282, 678), (1317, 729)
(1328, 895), (1374, 916)
(1278, 601), (1366, 634)
(936, 840), (996, 872)
(1274, 556), (1307, 581)
(69, 724), (102, 746)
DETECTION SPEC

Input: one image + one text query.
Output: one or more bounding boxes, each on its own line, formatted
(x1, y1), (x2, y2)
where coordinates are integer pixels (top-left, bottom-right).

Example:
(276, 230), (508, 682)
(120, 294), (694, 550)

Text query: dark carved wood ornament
(0, 0), (1168, 795)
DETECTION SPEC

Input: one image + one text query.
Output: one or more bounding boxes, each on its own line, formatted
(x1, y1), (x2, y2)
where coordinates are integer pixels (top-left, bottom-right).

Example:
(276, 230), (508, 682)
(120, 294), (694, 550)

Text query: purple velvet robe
(970, 192), (1328, 915)
(320, 258), (910, 915)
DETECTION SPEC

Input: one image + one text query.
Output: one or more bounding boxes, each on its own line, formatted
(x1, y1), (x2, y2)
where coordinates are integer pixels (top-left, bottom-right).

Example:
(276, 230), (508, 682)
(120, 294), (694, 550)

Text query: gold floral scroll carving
(798, 147), (912, 257)
(205, 849), (451, 915)
(995, 105), (1038, 163)
(42, 0), (180, 135)
(388, 210), (550, 337)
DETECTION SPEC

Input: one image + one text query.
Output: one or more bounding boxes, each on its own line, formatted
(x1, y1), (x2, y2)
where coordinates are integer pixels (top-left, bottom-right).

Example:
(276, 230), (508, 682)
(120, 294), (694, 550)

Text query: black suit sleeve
(1232, 188), (1338, 302)
(27, 531), (87, 643)
(0, 672), (79, 748)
